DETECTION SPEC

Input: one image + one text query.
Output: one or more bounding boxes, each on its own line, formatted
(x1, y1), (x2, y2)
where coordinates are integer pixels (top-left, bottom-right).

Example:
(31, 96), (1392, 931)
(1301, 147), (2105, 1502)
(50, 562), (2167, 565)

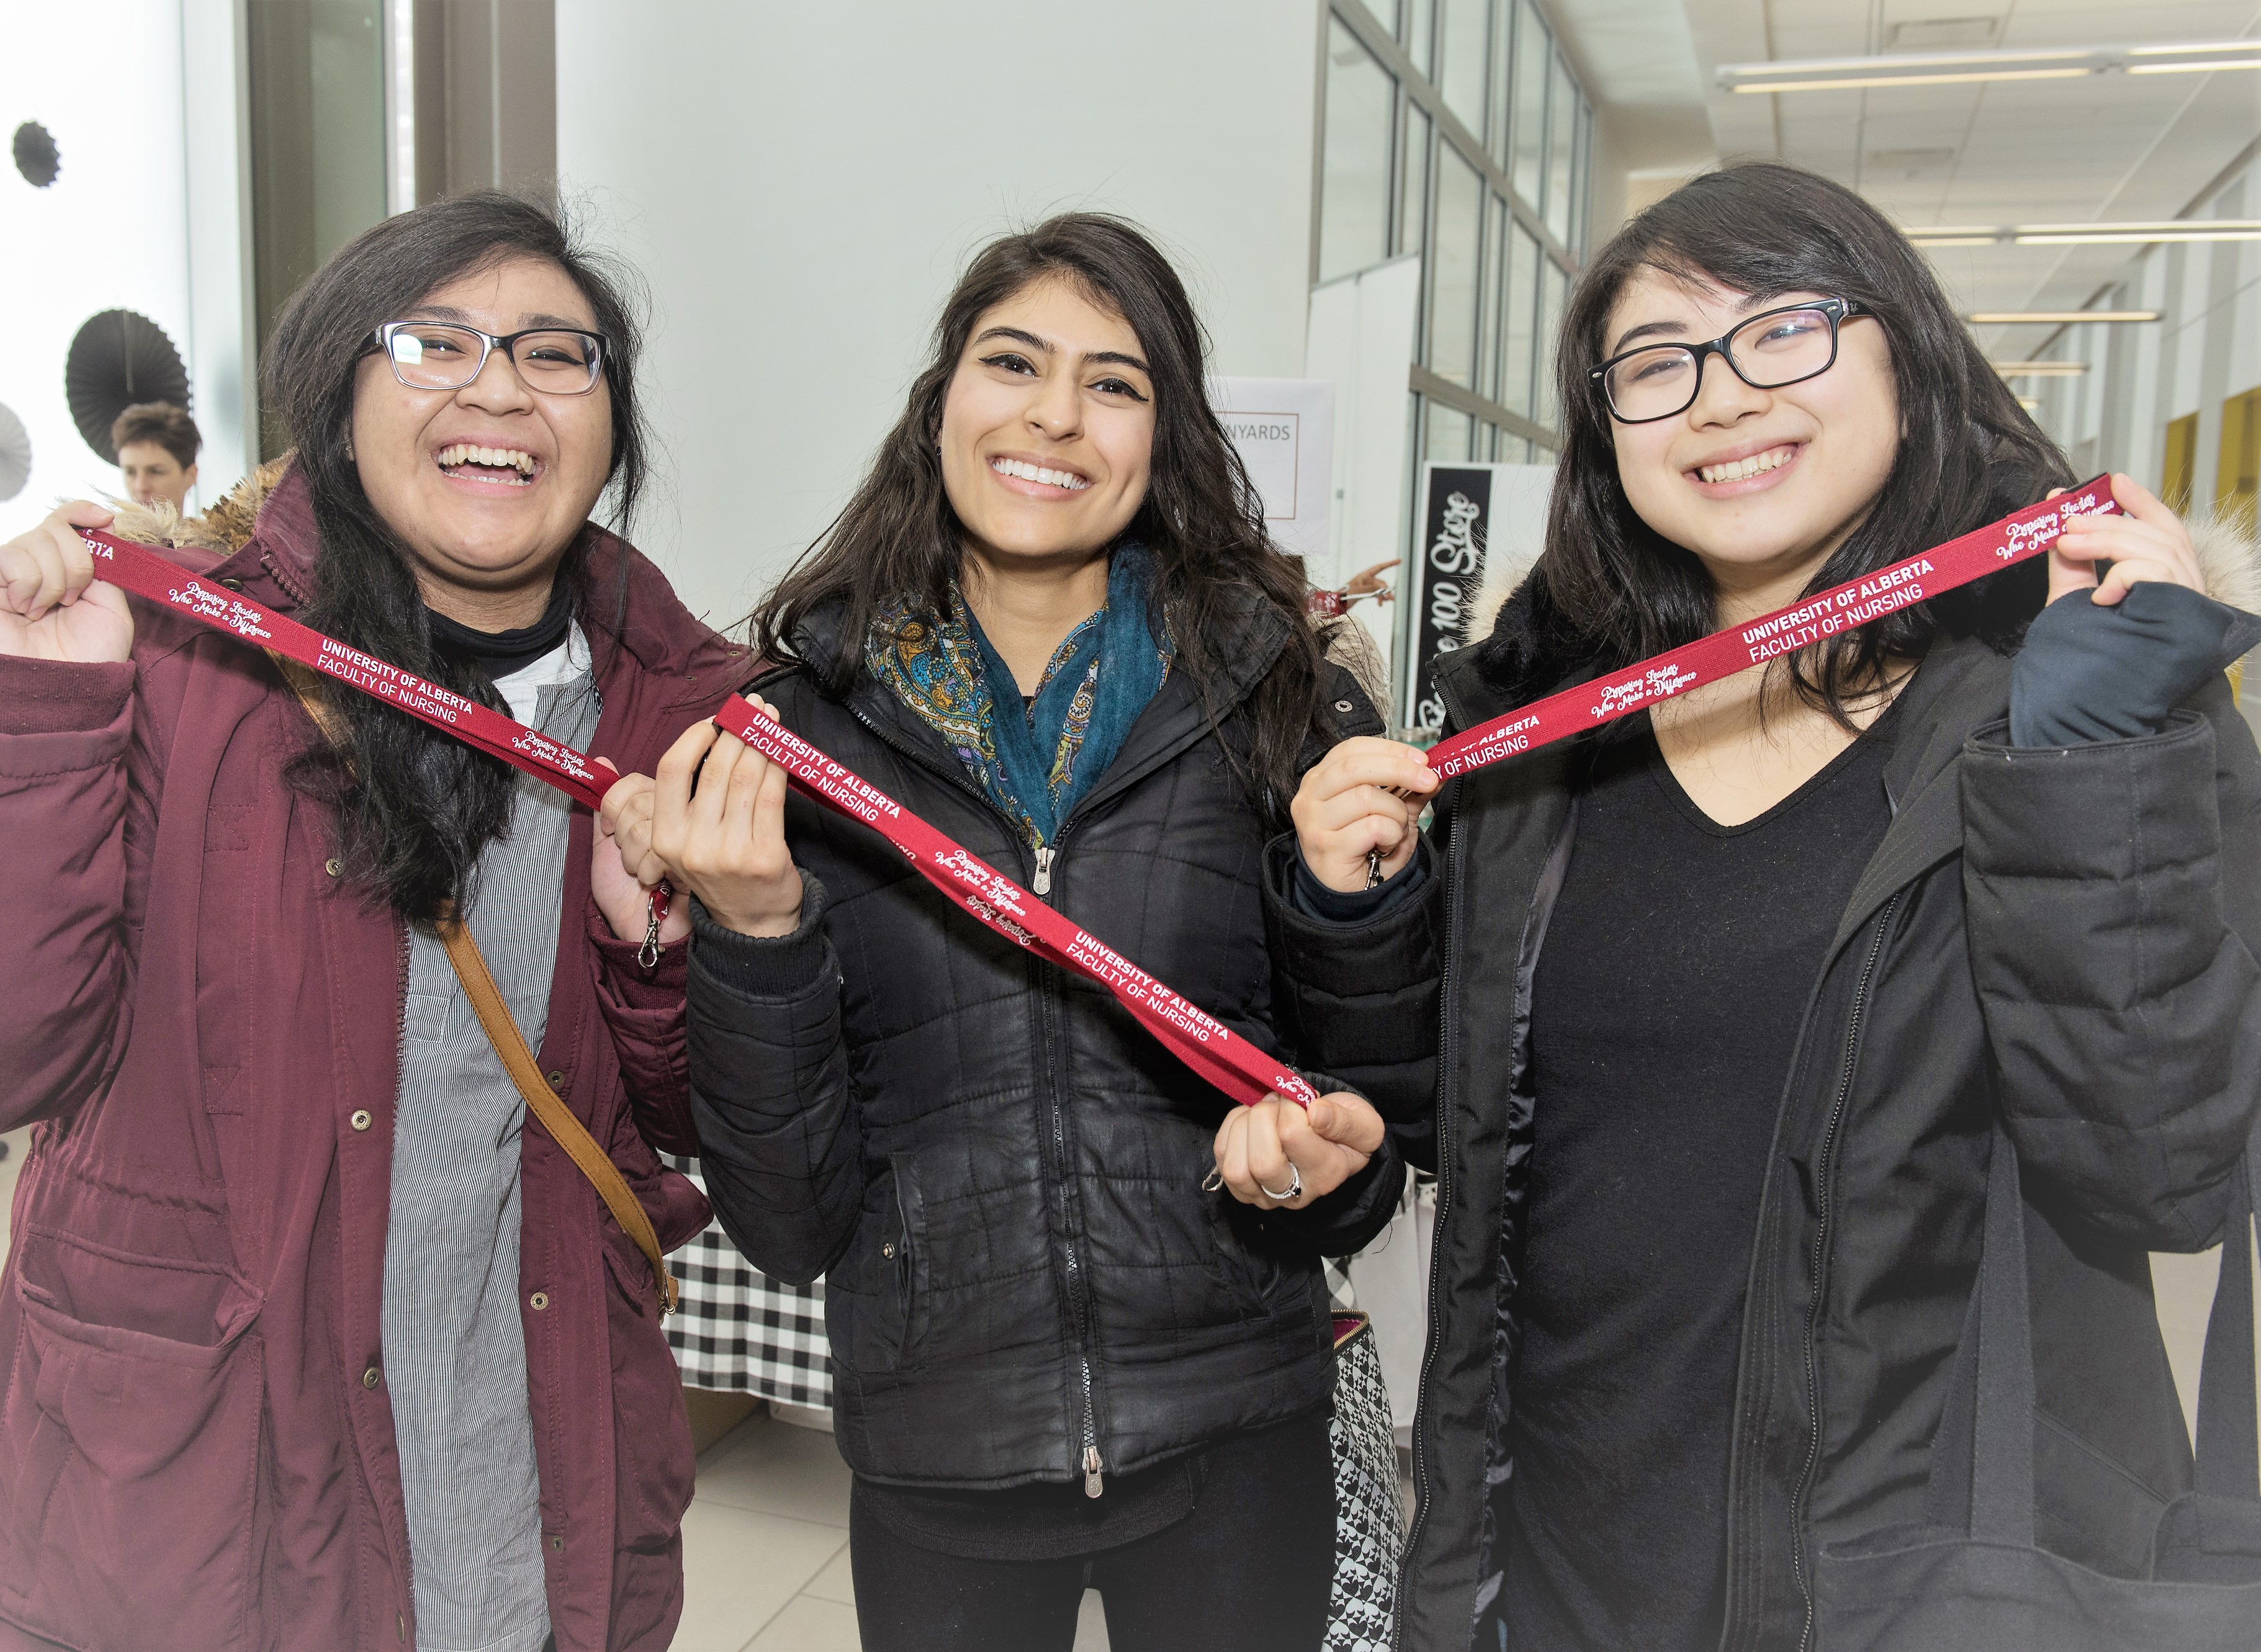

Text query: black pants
(848, 1412), (1336, 1652)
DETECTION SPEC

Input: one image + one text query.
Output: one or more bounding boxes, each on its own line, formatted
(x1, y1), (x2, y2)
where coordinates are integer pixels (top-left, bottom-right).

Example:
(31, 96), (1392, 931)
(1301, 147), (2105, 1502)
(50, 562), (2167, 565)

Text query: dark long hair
(266, 190), (652, 921)
(753, 212), (1325, 822)
(1488, 161), (2073, 714)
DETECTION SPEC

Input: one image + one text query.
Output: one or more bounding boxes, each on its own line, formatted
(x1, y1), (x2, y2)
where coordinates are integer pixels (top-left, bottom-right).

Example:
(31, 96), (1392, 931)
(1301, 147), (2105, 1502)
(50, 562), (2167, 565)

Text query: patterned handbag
(1328, 1310), (1405, 1652)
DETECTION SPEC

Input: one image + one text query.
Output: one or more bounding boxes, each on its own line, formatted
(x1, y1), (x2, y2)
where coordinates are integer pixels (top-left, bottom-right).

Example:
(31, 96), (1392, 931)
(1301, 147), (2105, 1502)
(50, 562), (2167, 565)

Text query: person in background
(609, 213), (1396, 1652)
(0, 192), (746, 1650)
(110, 400), (199, 513)
(1252, 161), (2261, 1651)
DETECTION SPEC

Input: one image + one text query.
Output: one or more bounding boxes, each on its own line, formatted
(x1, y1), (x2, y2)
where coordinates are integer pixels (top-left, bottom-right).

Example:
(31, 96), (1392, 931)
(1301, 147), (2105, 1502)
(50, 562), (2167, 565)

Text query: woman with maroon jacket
(0, 194), (749, 1650)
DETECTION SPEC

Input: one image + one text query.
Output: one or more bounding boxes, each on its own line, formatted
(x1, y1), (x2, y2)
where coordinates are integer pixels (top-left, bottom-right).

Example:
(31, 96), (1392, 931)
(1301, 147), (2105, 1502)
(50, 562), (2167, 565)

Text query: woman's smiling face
(938, 275), (1157, 568)
(349, 255), (614, 611)
(1602, 267), (1900, 603)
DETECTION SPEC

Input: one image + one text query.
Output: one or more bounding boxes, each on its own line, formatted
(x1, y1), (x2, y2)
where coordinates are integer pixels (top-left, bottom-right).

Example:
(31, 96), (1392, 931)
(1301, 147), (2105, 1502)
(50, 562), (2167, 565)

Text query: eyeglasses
(368, 320), (609, 395)
(1589, 298), (1866, 424)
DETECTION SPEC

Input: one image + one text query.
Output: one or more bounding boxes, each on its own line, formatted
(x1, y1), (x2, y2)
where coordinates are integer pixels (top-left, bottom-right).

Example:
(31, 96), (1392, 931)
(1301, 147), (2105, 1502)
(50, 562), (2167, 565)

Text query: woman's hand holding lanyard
(602, 697), (806, 939)
(2047, 472), (2206, 603)
(0, 503), (133, 663)
(1211, 1091), (1388, 1211)
(1290, 735), (1439, 893)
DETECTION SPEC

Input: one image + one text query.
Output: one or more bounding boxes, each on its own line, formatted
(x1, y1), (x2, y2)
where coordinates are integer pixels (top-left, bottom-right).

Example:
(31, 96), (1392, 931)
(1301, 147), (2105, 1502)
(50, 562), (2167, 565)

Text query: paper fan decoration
(0, 402), (29, 501)
(65, 310), (190, 462)
(12, 122), (58, 189)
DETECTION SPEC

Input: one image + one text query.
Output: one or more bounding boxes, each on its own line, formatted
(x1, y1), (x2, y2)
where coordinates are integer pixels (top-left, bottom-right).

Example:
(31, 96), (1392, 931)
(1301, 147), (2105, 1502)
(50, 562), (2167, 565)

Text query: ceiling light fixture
(1991, 361), (2090, 377)
(1908, 222), (2261, 246)
(1720, 40), (2261, 94)
(1966, 311), (2160, 323)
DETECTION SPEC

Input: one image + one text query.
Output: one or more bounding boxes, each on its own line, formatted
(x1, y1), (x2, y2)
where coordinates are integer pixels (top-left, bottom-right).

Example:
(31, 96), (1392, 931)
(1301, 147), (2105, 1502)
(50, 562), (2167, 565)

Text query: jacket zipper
(1788, 895), (1900, 1652)
(390, 920), (417, 1632)
(1393, 804), (1467, 1651)
(849, 700), (1110, 1491)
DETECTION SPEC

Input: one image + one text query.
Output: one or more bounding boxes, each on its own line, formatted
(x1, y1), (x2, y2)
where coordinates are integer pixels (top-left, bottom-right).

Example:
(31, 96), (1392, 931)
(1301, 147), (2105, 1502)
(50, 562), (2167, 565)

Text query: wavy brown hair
(753, 212), (1326, 822)
(1480, 161), (2073, 717)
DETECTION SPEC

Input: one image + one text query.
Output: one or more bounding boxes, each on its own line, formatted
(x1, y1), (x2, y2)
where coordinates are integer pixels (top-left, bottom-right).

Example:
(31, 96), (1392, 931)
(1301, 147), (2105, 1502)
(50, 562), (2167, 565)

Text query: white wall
(0, 2), (198, 536)
(556, 0), (1323, 630)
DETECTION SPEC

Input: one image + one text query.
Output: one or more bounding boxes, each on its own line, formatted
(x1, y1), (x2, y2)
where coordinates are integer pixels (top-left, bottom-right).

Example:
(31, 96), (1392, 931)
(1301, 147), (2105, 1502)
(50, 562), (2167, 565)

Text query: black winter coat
(688, 594), (1403, 1489)
(1265, 573), (2261, 1650)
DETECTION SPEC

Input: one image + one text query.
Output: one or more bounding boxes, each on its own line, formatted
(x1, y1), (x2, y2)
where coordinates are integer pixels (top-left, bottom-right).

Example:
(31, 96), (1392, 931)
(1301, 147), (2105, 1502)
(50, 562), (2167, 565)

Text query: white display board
(1210, 376), (1334, 565)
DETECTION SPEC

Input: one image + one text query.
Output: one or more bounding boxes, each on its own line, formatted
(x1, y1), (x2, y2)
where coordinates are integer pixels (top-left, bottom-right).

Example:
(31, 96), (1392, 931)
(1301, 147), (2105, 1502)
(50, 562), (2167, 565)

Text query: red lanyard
(1425, 478), (2120, 779)
(81, 529), (616, 811)
(710, 695), (1320, 1108)
(83, 476), (2116, 1110)
(80, 527), (1318, 1107)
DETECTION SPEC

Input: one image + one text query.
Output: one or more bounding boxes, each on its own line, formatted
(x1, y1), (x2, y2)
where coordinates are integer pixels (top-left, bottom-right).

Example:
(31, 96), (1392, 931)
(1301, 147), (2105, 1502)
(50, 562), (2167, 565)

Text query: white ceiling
(1551, 0), (2261, 351)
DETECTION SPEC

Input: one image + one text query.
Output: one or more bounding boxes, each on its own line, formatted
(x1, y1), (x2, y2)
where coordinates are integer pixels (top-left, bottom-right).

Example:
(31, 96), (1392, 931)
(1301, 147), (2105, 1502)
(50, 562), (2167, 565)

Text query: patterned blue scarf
(865, 544), (1171, 850)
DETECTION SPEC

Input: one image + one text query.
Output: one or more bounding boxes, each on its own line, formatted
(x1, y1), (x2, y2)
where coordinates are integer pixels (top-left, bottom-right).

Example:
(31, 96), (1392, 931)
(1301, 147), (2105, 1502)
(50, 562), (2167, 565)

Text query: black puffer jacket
(688, 593), (1403, 1488)
(1266, 554), (2261, 1650)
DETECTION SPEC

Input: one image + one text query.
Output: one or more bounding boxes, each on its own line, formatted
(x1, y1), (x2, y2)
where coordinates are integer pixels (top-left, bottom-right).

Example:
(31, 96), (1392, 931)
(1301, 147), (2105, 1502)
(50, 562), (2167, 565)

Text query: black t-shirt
(1501, 709), (1897, 1651)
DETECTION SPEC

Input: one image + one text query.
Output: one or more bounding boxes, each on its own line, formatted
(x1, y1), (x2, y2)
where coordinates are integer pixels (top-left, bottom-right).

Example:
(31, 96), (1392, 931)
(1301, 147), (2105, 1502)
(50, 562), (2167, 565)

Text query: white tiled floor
(675, 1407), (1110, 1651)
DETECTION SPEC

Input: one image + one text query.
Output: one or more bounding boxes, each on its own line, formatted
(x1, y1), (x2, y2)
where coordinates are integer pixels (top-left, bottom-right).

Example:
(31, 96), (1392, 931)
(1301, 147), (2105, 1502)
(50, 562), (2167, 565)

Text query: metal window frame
(1332, 0), (1580, 272)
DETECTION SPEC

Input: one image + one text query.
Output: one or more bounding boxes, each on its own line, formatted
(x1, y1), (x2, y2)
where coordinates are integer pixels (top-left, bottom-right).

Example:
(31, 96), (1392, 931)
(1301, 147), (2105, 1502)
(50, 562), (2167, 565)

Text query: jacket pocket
(1, 1228), (264, 1651)
(1205, 1194), (1290, 1319)
(843, 1154), (925, 1375)
(594, 1237), (696, 1556)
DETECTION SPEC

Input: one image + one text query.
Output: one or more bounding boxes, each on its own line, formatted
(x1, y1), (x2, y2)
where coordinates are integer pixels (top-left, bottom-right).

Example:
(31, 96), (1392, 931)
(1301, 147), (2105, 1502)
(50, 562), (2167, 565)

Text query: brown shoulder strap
(438, 916), (679, 1316)
(275, 660), (678, 1314)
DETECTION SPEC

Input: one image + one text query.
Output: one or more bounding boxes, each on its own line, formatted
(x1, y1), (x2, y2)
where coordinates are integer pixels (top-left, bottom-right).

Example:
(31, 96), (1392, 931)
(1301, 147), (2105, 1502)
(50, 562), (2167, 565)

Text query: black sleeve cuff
(688, 874), (834, 999)
(2010, 581), (2260, 747)
(1288, 842), (1431, 924)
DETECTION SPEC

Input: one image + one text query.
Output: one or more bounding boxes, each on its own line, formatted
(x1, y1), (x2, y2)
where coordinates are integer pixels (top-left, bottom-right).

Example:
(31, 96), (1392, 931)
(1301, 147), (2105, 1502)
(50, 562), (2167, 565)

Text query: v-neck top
(1500, 706), (1900, 1651)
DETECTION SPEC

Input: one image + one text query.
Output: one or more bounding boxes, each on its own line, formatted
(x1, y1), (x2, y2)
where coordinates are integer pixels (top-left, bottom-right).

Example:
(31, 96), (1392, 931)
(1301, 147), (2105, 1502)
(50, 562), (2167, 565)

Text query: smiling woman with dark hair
(607, 212), (1398, 1652)
(0, 191), (752, 1651)
(1259, 161), (2261, 1651)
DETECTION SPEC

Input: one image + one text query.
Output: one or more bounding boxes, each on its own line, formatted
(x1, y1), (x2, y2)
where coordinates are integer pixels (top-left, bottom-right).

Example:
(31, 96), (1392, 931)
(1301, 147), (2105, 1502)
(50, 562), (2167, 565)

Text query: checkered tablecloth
(660, 1155), (832, 1406)
(661, 1153), (1361, 1408)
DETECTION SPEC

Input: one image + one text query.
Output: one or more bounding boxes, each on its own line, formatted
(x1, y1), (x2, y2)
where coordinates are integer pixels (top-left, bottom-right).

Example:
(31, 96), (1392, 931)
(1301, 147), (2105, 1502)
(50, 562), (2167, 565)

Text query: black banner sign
(1406, 464), (1493, 732)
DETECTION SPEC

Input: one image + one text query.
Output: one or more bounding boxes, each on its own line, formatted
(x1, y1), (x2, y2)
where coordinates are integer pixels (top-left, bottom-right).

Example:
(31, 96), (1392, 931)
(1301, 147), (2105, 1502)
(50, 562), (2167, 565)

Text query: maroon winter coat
(0, 467), (745, 1651)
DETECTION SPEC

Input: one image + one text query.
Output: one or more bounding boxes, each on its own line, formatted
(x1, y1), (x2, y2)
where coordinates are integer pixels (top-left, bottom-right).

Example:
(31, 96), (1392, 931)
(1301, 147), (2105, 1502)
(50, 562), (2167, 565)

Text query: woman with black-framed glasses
(0, 192), (753, 1649)
(1247, 162), (2261, 1650)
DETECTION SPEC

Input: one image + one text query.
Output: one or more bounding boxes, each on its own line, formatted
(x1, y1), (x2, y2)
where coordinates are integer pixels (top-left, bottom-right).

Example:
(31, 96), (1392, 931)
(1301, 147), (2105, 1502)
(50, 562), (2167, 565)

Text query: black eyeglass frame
(1587, 297), (1868, 425)
(365, 320), (611, 395)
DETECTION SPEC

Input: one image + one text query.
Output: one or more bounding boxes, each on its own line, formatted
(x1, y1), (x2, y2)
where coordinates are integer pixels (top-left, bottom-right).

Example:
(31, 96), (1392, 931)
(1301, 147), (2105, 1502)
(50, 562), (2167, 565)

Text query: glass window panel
(1400, 103), (1431, 257)
(1536, 256), (1568, 429)
(1427, 143), (1484, 386)
(1318, 20), (1396, 283)
(1404, 0), (1434, 78)
(1546, 56), (1577, 243)
(1574, 103), (1594, 256)
(1426, 402), (1472, 464)
(1439, 0), (1489, 136)
(1501, 222), (1541, 418)
(249, 0), (387, 382)
(1478, 194), (1508, 401)
(1489, 0), (1514, 168)
(1511, 0), (1549, 212)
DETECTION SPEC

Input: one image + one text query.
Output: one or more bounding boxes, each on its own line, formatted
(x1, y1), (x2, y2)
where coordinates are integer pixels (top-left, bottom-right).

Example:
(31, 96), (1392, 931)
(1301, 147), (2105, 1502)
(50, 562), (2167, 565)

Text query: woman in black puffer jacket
(614, 215), (1401, 1652)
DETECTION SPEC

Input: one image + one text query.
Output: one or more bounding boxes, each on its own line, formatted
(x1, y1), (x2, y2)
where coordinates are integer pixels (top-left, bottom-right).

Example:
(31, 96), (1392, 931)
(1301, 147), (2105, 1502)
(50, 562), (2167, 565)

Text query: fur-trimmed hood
(106, 456), (291, 561)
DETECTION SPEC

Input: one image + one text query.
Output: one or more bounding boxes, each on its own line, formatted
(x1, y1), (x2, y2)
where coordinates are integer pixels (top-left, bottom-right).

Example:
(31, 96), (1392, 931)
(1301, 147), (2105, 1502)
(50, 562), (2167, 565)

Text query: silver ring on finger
(1259, 1164), (1302, 1203)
